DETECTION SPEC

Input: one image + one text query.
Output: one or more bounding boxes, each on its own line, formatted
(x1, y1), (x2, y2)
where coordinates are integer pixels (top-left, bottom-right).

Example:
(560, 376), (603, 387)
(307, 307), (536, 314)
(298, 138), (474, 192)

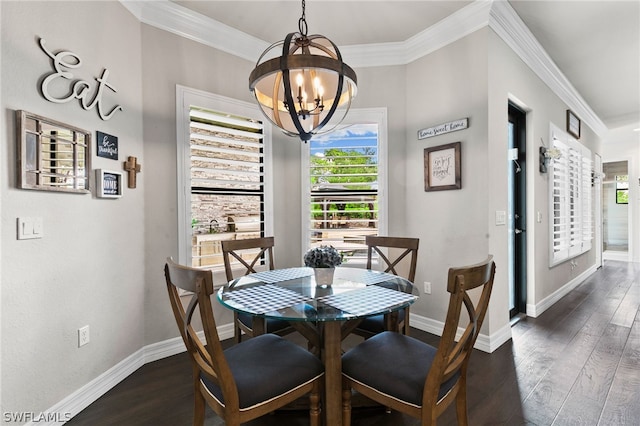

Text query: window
(548, 123), (593, 266)
(176, 86), (272, 271)
(302, 108), (387, 264)
(616, 175), (629, 204)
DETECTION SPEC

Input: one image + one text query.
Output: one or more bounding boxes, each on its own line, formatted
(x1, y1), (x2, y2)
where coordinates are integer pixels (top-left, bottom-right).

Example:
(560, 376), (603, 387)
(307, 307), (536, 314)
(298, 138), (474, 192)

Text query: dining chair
(221, 236), (295, 343)
(341, 256), (496, 426)
(164, 257), (324, 426)
(351, 235), (419, 338)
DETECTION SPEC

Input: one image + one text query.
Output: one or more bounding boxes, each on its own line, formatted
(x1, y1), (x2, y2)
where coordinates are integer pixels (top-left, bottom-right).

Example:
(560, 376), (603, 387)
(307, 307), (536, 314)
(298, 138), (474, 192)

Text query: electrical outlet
(78, 325), (90, 347)
(423, 281), (431, 295)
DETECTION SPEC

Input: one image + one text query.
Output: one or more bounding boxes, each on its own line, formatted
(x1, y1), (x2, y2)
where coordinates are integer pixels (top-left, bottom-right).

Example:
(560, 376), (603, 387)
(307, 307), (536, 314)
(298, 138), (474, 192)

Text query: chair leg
(193, 383), (205, 426)
(233, 313), (241, 344)
(309, 381), (321, 426)
(455, 384), (469, 426)
(402, 308), (410, 335)
(342, 379), (352, 426)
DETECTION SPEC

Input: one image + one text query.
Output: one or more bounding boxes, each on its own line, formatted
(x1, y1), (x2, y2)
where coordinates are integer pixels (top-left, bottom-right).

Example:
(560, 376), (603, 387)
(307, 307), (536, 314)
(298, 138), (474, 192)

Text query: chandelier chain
(298, 0), (308, 36)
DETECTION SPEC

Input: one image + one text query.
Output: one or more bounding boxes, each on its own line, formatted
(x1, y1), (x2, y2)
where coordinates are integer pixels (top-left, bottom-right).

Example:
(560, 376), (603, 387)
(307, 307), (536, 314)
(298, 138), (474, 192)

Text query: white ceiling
(169, 0), (639, 132)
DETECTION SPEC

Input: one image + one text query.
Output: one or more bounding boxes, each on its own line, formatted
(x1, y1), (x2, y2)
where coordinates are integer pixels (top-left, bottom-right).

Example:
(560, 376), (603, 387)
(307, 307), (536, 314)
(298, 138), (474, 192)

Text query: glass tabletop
(216, 266), (418, 322)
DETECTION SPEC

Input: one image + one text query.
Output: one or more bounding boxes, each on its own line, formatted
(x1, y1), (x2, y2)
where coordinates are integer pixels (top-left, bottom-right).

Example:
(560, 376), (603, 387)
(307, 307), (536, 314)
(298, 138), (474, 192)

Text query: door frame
(508, 103), (527, 319)
(594, 153), (603, 268)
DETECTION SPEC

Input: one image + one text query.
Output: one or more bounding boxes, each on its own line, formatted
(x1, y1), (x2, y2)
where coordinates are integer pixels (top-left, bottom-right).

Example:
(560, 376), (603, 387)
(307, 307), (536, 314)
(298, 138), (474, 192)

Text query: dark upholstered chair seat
(165, 258), (323, 425)
(355, 308), (406, 334)
(342, 331), (458, 406)
(201, 334), (324, 409)
(342, 257), (495, 426)
(237, 312), (292, 334)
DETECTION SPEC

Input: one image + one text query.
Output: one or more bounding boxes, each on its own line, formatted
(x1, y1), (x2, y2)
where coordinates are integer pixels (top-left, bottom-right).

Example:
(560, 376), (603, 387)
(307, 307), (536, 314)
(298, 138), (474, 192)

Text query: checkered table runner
(317, 285), (417, 315)
(250, 268), (313, 284)
(338, 269), (399, 285)
(225, 284), (311, 314)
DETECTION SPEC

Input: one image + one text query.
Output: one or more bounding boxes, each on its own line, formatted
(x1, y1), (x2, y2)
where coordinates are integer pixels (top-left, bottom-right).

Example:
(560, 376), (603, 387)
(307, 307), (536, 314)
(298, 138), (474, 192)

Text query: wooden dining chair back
(221, 237), (294, 343)
(164, 258), (323, 426)
(221, 236), (275, 280)
(365, 235), (419, 282)
(352, 235), (419, 337)
(342, 256), (496, 426)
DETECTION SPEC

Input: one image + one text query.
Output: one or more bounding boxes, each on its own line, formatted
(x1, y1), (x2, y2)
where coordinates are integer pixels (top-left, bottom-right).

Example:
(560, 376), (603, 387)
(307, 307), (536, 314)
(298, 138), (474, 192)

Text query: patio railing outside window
(305, 121), (383, 263)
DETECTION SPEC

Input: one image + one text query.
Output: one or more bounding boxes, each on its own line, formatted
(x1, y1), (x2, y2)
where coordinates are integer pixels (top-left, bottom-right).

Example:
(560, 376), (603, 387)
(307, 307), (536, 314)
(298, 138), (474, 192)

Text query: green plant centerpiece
(304, 245), (342, 286)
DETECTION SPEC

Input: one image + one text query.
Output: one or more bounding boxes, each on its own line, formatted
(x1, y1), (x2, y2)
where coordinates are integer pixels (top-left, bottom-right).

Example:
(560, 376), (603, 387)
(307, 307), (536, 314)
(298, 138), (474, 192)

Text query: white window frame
(548, 122), (592, 267)
(300, 107), (388, 267)
(176, 85), (273, 277)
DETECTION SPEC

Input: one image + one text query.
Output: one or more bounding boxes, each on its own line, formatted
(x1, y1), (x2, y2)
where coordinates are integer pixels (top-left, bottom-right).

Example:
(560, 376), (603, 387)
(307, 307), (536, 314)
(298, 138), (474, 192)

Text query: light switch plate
(17, 217), (43, 240)
(495, 211), (506, 226)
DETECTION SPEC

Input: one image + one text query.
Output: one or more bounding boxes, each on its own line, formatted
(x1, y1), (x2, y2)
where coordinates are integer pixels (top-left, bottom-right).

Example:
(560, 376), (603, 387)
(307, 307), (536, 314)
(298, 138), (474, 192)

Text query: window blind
(189, 107), (265, 269)
(549, 124), (593, 266)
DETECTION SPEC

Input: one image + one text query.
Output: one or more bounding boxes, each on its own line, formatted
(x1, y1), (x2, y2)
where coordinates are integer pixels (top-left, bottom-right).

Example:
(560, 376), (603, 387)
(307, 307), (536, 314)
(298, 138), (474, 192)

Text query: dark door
(508, 104), (527, 319)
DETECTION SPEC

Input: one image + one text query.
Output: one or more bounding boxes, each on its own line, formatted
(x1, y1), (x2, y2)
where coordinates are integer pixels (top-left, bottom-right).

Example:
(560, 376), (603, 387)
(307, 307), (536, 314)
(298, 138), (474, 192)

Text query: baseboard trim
(526, 264), (598, 318)
(409, 312), (512, 354)
(29, 348), (145, 426)
(29, 324), (235, 426)
(602, 251), (630, 262)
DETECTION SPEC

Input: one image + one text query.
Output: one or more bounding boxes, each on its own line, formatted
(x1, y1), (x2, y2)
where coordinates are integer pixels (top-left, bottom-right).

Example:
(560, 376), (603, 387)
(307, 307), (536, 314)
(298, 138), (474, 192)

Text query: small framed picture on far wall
(96, 169), (123, 199)
(566, 110), (580, 139)
(424, 142), (461, 191)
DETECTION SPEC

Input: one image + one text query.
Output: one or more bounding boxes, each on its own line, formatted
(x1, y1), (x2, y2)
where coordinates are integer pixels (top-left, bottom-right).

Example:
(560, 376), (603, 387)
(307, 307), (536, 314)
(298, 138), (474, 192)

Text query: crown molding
(119, 0), (607, 136)
(120, 0), (268, 62)
(341, 0), (493, 67)
(488, 1), (607, 136)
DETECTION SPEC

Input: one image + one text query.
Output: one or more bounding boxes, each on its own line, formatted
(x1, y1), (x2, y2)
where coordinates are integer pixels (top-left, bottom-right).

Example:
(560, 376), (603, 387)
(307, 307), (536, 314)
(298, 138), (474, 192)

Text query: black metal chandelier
(249, 0), (357, 142)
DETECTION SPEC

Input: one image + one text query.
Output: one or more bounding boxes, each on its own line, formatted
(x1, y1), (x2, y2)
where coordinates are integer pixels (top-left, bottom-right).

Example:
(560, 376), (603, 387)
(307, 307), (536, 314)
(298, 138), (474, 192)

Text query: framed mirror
(17, 110), (91, 193)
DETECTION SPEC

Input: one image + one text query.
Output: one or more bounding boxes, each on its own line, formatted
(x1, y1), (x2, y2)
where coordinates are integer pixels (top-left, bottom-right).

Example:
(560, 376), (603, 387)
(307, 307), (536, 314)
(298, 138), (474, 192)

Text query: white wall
(1, 0), (144, 419)
(487, 29), (601, 317)
(139, 24), (260, 344)
(404, 30), (492, 328)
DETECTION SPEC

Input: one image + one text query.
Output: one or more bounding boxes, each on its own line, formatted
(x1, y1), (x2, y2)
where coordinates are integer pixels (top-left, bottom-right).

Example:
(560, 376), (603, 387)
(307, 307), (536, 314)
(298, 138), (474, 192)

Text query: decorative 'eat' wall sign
(38, 37), (123, 121)
(418, 118), (468, 140)
(96, 131), (118, 160)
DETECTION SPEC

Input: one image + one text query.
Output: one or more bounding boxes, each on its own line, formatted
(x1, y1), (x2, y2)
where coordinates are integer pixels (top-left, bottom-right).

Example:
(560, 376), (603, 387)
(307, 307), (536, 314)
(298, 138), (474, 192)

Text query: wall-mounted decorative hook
(539, 146), (548, 173)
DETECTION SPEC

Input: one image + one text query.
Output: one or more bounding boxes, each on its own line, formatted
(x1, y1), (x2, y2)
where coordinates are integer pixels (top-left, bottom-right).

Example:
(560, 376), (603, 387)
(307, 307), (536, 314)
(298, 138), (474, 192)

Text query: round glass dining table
(217, 266), (418, 426)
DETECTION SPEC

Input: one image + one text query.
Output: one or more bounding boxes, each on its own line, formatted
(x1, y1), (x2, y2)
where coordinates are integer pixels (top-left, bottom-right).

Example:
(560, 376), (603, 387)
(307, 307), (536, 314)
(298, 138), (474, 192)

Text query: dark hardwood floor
(67, 260), (639, 425)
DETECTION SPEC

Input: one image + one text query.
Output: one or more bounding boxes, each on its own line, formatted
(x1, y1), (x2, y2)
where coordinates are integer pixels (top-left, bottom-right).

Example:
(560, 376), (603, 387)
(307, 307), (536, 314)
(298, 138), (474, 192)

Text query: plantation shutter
(551, 138), (570, 262)
(581, 150), (593, 251)
(190, 107), (265, 268)
(549, 124), (593, 266)
(568, 146), (582, 257)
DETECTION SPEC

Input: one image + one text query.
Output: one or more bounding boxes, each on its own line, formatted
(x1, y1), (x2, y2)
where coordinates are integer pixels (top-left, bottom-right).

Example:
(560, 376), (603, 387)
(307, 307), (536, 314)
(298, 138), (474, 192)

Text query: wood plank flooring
(67, 260), (639, 425)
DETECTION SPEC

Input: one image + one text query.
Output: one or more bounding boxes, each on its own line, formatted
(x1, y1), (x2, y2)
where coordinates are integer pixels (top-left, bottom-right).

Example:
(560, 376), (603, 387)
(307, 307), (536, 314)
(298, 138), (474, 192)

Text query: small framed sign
(424, 142), (461, 191)
(96, 131), (118, 160)
(418, 118), (468, 140)
(96, 169), (123, 198)
(566, 110), (580, 139)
